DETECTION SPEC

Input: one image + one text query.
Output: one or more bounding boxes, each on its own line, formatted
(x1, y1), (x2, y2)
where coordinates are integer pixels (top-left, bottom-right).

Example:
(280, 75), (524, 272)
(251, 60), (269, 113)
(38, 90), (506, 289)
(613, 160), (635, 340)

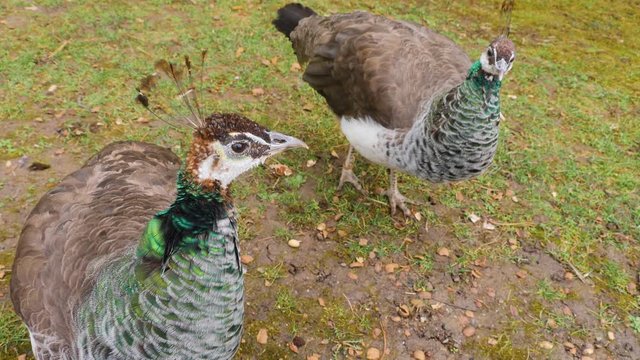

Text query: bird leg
(384, 169), (422, 217)
(337, 145), (366, 194)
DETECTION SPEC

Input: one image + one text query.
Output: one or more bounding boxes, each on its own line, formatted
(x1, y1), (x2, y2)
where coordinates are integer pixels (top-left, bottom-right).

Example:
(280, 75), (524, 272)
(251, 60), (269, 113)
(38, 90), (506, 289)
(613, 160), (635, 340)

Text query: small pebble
(607, 331), (615, 341)
(583, 344), (594, 355)
(413, 350), (426, 360)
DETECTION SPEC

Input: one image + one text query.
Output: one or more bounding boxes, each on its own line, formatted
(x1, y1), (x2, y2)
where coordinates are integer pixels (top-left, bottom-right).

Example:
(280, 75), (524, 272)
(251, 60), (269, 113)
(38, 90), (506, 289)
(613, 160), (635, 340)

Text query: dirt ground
(2, 137), (637, 359)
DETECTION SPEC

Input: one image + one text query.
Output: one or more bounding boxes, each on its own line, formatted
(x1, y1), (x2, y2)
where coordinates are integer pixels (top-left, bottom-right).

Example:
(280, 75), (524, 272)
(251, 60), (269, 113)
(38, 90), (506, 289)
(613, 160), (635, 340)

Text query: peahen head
(480, 36), (515, 81)
(184, 113), (307, 190)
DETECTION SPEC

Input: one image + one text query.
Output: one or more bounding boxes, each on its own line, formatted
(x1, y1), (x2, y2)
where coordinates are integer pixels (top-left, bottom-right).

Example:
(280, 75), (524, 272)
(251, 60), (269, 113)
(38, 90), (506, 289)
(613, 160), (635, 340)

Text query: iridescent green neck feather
(137, 170), (229, 264)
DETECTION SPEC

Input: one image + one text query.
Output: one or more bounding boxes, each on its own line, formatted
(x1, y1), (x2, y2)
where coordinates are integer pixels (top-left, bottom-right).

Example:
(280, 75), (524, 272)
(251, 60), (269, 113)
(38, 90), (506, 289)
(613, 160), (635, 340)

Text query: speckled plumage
(10, 141), (245, 359)
(274, 4), (514, 214)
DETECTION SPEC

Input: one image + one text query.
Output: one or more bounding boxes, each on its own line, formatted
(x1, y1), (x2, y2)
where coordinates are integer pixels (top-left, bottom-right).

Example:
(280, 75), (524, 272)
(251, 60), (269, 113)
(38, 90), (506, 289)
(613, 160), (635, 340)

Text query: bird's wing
(10, 141), (180, 354)
(291, 11), (472, 129)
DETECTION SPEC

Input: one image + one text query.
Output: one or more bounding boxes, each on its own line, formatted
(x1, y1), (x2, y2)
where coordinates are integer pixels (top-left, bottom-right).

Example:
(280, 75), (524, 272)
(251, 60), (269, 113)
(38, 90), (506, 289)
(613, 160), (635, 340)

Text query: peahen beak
(267, 131), (308, 154)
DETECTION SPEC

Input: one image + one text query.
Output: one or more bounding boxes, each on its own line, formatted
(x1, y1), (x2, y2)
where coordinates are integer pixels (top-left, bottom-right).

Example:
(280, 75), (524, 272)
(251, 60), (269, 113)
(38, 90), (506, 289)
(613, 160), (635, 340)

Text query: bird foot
(384, 188), (423, 217)
(337, 168), (367, 195)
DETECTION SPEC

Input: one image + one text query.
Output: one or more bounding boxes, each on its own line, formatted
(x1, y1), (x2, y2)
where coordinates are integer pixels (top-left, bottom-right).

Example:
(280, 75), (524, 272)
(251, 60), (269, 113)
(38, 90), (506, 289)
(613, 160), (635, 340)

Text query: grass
(0, 305), (30, 357)
(0, 0), (639, 358)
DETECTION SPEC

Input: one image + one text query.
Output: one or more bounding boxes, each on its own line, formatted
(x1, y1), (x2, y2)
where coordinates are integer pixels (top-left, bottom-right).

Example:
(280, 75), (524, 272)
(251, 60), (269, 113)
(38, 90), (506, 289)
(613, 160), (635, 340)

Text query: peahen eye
(487, 48), (494, 57)
(231, 142), (249, 153)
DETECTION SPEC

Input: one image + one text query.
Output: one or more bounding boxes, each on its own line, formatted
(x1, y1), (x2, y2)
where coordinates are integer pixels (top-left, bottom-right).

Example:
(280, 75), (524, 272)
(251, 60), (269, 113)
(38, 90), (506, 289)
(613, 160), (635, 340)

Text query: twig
(366, 197), (388, 206)
(342, 293), (354, 313)
(380, 318), (387, 360)
(47, 40), (69, 60)
(488, 220), (534, 227)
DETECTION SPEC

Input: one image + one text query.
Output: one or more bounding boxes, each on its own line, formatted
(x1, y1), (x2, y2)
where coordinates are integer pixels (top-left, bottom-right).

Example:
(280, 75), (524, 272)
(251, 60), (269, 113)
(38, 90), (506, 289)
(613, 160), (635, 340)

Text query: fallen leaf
(347, 272), (358, 280)
(287, 239), (301, 248)
(316, 223), (326, 231)
(46, 84), (58, 94)
(482, 221), (496, 230)
(515, 270), (527, 279)
(349, 261), (364, 268)
(398, 304), (411, 317)
(251, 88), (265, 96)
(302, 103), (314, 111)
(317, 297), (326, 307)
(366, 347), (381, 359)
(240, 255), (254, 264)
(455, 192), (465, 201)
(290, 62), (302, 72)
(288, 343), (299, 353)
(337, 229), (347, 237)
(437, 247), (450, 257)
(468, 213), (481, 223)
(28, 162), (51, 171)
(539, 341), (553, 349)
(292, 336), (305, 347)
(269, 163), (293, 176)
(330, 150), (339, 158)
(256, 328), (268, 344)
(462, 326), (476, 337)
(260, 58), (271, 66)
(413, 350), (426, 360)
(306, 159), (317, 167)
(235, 47), (245, 57)
(358, 238), (369, 246)
(384, 263), (399, 273)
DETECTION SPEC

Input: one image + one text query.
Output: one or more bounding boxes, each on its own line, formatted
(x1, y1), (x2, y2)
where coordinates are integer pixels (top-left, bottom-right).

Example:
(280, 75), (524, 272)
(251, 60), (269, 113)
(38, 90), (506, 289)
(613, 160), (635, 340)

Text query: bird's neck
(389, 60), (502, 181)
(136, 170), (234, 264)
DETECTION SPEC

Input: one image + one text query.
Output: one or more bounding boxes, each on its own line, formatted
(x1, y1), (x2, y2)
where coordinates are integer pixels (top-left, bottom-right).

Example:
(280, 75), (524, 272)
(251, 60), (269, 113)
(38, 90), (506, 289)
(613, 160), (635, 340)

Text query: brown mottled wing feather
(10, 141), (180, 355)
(291, 11), (472, 129)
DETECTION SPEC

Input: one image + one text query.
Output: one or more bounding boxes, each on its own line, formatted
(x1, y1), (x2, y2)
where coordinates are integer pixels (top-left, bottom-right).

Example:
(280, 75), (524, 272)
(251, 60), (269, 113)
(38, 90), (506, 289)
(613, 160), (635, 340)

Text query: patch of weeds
(599, 260), (630, 293)
(0, 305), (30, 356)
(259, 263), (286, 284)
(374, 239), (403, 258)
(629, 315), (640, 334)
(411, 253), (434, 275)
(275, 288), (298, 315)
(537, 279), (566, 302)
(273, 227), (293, 241)
(283, 173), (306, 190)
(321, 302), (372, 344)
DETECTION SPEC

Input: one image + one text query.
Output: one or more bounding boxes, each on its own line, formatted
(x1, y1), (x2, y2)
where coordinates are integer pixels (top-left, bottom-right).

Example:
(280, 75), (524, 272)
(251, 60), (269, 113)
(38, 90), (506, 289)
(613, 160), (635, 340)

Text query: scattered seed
(465, 310), (475, 318)
(317, 297), (325, 307)
(607, 331), (615, 341)
(487, 338), (498, 346)
(288, 343), (298, 353)
(240, 255), (254, 264)
(347, 272), (358, 280)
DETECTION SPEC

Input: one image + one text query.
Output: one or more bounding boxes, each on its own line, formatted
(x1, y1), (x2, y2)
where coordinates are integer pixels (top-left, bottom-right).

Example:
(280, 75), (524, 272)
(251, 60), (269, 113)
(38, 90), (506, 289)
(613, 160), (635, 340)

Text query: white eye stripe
(241, 132), (269, 146)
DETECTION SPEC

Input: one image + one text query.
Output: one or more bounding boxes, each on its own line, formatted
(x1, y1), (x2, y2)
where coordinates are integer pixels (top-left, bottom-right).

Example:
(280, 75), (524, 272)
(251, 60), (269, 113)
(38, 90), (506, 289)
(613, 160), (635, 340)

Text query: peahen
(10, 56), (307, 359)
(273, 3), (516, 216)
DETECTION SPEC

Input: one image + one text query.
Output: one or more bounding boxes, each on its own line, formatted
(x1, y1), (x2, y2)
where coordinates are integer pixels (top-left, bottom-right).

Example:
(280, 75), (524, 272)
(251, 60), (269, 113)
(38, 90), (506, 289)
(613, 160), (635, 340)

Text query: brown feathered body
(290, 11), (472, 129)
(10, 142), (180, 357)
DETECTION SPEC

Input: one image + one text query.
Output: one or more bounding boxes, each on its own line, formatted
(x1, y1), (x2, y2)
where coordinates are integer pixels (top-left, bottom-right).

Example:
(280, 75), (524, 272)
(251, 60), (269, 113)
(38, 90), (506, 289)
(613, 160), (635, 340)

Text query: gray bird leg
(337, 145), (366, 194)
(384, 169), (422, 217)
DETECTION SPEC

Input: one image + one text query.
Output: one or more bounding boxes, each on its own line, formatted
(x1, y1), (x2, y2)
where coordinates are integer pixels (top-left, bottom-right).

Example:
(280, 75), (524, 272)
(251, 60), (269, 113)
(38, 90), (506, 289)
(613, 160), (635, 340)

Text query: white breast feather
(340, 116), (393, 166)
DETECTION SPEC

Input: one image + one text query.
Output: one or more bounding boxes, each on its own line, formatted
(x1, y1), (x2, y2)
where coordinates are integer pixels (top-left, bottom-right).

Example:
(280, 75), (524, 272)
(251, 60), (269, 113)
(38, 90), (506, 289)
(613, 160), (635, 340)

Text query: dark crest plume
(500, 0), (515, 37)
(135, 50), (209, 130)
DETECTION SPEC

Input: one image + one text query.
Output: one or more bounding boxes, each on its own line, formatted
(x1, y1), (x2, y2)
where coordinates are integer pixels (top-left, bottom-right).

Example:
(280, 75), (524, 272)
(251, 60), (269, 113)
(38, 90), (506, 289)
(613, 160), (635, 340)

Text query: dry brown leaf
(306, 159), (317, 167)
(256, 328), (268, 344)
(235, 47), (244, 57)
(366, 347), (381, 360)
(384, 263), (399, 273)
(330, 150), (339, 158)
(240, 255), (254, 264)
(269, 163), (293, 176)
(288, 343), (299, 353)
(290, 62), (302, 72)
(317, 297), (326, 307)
(437, 247), (450, 257)
(462, 326), (476, 337)
(347, 272), (358, 280)
(251, 88), (265, 96)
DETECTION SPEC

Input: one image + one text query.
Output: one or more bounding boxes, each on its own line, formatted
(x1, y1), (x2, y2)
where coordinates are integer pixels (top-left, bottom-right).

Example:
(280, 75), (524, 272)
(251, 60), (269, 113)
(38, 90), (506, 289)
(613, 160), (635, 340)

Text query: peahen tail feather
(272, 3), (316, 39)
